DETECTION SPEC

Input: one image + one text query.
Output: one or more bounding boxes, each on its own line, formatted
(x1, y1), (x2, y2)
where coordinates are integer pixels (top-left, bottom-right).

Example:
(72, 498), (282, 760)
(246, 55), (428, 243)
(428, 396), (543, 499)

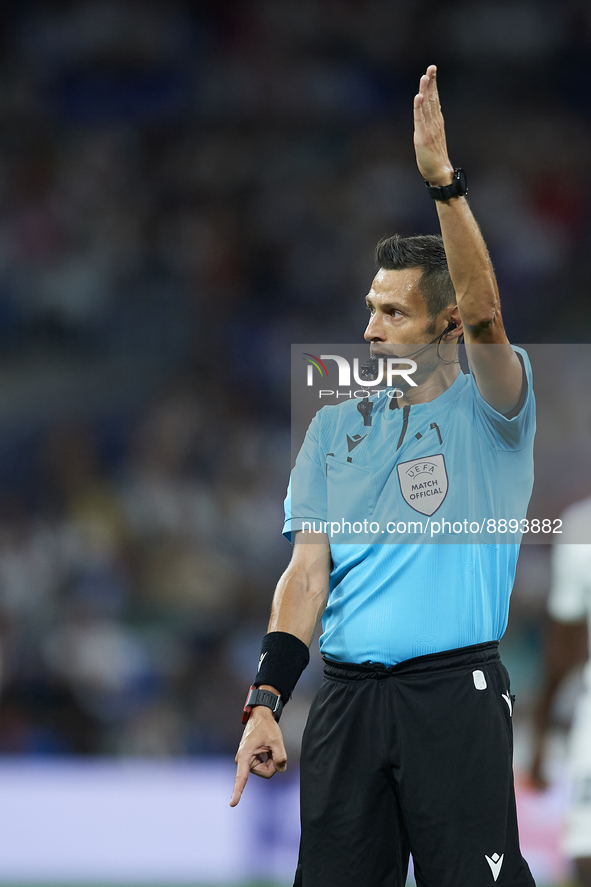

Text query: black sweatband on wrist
(254, 631), (310, 705)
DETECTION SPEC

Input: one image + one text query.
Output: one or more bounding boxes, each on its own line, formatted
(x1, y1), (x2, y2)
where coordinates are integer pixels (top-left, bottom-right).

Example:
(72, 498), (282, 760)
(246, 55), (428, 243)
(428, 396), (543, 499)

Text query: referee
(231, 65), (536, 887)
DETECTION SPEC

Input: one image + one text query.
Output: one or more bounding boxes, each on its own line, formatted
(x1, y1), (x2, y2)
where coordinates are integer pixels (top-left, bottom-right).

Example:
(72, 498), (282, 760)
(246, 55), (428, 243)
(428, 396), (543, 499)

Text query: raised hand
(413, 65), (454, 187)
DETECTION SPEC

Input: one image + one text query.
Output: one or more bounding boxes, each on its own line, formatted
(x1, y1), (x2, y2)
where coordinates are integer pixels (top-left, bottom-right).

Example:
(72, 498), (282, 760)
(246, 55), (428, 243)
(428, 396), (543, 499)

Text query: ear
(444, 305), (463, 340)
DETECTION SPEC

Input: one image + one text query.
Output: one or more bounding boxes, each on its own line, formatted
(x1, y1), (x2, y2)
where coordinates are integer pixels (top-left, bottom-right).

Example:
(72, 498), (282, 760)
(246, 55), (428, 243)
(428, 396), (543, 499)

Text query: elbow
(456, 270), (500, 332)
(461, 303), (499, 334)
(464, 314), (495, 334)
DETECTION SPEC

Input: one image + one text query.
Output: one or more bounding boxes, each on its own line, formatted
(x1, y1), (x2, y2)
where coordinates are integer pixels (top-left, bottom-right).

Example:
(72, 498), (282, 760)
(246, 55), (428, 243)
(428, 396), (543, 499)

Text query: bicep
(465, 341), (524, 415)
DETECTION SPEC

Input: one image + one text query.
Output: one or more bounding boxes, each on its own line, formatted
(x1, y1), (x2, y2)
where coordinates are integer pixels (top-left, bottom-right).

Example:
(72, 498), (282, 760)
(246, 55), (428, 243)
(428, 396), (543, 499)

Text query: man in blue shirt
(283, 339), (534, 665)
(232, 65), (536, 887)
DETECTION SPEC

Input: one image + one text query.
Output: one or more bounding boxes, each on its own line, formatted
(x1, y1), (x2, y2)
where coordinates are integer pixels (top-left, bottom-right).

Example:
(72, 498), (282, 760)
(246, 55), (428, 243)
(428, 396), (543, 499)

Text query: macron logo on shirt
(346, 434), (367, 452)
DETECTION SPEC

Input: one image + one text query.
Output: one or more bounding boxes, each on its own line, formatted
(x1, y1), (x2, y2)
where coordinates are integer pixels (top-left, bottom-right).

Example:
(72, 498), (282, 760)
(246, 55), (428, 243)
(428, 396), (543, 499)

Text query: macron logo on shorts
(485, 852), (504, 881)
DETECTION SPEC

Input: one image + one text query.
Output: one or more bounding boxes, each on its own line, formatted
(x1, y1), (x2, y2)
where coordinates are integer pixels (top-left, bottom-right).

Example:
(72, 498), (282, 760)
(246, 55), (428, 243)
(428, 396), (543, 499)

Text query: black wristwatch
(425, 167), (468, 201)
(241, 685), (284, 724)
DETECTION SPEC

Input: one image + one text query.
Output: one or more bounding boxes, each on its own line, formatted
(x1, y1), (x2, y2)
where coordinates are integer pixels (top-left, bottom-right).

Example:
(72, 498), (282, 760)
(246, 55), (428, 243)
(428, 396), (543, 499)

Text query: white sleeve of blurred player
(548, 497), (591, 689)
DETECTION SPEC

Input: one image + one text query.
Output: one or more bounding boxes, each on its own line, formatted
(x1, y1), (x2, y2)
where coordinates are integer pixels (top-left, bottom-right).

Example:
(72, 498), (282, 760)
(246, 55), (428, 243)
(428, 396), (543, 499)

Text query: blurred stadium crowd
(0, 0), (589, 759)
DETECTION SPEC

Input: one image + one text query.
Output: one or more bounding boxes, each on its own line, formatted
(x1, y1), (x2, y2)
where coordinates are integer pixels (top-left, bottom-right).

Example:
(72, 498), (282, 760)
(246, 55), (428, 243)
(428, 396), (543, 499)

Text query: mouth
(370, 347), (403, 359)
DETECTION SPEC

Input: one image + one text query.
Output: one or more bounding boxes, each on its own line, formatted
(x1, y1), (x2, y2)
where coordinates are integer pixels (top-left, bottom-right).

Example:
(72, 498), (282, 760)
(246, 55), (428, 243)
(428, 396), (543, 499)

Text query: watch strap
(241, 685), (284, 724)
(425, 167), (467, 201)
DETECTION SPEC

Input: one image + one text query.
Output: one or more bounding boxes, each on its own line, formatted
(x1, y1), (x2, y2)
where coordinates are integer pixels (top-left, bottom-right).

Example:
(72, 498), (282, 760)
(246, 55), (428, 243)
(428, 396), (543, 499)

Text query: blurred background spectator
(0, 0), (588, 773)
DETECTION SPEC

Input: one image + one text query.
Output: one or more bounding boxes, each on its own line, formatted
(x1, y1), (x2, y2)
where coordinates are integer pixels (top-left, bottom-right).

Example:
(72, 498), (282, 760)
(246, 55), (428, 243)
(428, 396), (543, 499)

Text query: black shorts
(294, 642), (535, 887)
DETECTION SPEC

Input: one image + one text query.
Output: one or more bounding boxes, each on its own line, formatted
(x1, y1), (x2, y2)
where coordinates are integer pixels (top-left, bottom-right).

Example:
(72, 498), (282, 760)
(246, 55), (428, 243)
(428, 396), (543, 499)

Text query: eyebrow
(365, 297), (406, 314)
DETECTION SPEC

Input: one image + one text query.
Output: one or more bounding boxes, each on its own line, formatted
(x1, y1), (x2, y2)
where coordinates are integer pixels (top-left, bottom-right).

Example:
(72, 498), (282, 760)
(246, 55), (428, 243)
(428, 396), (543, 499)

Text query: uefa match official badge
(397, 454), (448, 516)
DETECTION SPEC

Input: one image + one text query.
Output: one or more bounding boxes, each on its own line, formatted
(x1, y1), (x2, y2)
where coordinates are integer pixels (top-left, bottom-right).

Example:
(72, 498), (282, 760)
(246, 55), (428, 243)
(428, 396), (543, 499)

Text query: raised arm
(413, 65), (523, 415)
(230, 533), (330, 807)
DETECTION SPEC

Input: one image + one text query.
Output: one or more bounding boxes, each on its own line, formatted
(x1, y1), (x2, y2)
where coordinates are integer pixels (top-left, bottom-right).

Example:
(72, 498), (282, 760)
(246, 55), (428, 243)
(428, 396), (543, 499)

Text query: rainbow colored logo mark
(302, 353), (328, 377)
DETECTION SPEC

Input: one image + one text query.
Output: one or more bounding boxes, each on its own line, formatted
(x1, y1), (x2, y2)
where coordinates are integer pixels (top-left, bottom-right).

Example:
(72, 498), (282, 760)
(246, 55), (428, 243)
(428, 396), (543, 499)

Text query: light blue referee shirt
(283, 348), (536, 665)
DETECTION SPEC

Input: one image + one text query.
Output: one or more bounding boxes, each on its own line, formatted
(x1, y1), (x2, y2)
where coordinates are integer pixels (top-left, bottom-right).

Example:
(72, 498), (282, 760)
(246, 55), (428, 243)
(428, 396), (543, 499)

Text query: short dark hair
(373, 234), (456, 318)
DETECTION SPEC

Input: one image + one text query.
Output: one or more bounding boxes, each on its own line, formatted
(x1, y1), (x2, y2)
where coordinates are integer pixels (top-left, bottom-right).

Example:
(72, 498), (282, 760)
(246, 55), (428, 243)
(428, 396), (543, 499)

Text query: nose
(364, 311), (385, 342)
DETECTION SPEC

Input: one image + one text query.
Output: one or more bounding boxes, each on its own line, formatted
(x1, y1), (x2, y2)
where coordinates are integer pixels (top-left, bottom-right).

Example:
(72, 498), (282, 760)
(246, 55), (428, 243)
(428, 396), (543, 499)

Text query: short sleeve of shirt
(547, 504), (591, 623)
(464, 347), (535, 451)
(283, 410), (327, 543)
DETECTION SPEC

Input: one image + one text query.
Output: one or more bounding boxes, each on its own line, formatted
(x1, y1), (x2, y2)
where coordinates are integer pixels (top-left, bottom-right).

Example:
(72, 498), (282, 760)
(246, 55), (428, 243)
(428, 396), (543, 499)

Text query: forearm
(267, 556), (329, 646)
(413, 67), (505, 341)
(435, 195), (501, 335)
(255, 538), (330, 700)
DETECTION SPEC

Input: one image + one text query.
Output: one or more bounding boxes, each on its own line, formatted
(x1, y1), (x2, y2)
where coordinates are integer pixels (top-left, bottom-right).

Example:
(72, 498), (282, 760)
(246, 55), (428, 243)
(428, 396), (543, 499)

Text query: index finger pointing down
(230, 760), (250, 807)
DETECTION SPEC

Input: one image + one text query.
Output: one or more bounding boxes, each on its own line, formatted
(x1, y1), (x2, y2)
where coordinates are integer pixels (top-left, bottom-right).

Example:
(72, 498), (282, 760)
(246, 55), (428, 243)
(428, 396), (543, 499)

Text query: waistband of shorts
(322, 641), (500, 680)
